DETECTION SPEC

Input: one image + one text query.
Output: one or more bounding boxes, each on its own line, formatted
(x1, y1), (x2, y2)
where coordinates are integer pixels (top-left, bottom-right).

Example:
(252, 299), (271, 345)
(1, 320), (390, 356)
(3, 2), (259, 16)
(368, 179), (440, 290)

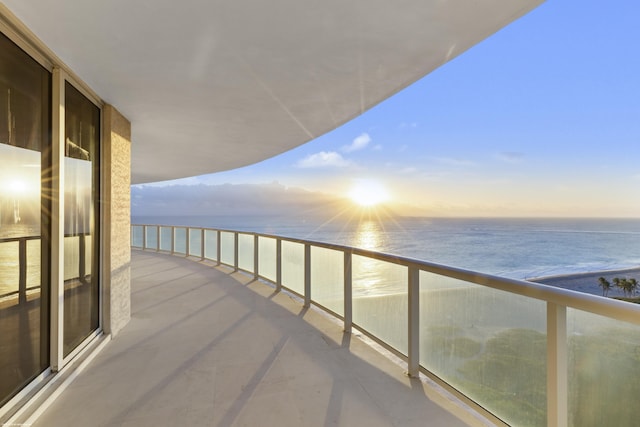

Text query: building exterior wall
(103, 105), (131, 336)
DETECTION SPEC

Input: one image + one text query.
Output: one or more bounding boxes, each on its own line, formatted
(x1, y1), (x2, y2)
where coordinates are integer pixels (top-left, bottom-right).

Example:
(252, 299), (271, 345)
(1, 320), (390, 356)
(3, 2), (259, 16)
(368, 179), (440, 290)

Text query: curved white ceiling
(2, 0), (543, 183)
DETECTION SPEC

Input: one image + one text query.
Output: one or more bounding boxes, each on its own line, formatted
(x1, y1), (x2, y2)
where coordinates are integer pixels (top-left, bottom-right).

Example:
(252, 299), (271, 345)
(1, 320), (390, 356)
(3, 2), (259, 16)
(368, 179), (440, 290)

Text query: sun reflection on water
(352, 219), (384, 252)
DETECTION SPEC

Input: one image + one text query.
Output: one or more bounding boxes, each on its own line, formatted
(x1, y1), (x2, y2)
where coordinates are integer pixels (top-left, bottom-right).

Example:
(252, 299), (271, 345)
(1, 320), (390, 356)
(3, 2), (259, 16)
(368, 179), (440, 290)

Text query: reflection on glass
(258, 237), (276, 281)
(310, 246), (343, 315)
(204, 229), (217, 260)
(281, 241), (303, 295)
(419, 272), (547, 427)
(567, 309), (640, 427)
(0, 32), (50, 406)
(352, 256), (407, 354)
(237, 234), (253, 272)
(63, 82), (99, 356)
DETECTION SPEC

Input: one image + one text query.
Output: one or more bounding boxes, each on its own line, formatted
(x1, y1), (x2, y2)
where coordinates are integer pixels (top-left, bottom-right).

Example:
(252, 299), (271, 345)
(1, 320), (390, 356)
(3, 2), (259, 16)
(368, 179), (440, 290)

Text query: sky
(133, 1), (640, 218)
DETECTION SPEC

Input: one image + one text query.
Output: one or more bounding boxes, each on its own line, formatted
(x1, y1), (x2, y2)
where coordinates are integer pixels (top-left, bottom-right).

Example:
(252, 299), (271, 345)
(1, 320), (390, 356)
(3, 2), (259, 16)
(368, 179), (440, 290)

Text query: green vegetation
(569, 328), (640, 427)
(598, 276), (638, 299)
(458, 329), (547, 427)
(428, 326), (640, 427)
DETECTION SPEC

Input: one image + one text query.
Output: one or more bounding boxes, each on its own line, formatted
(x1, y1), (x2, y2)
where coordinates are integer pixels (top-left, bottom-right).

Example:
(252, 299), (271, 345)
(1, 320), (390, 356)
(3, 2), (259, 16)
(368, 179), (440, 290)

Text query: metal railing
(132, 224), (640, 427)
(0, 236), (41, 302)
(0, 234), (91, 302)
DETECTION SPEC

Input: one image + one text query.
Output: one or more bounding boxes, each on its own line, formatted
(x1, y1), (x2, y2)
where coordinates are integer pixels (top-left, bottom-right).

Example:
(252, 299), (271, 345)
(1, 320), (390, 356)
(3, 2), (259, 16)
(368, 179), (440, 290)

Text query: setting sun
(348, 179), (390, 207)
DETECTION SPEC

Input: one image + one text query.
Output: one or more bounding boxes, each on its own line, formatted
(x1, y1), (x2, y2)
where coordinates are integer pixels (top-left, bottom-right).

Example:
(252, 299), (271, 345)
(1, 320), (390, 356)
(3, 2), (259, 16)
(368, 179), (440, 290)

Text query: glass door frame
(0, 9), (106, 416)
(51, 68), (104, 371)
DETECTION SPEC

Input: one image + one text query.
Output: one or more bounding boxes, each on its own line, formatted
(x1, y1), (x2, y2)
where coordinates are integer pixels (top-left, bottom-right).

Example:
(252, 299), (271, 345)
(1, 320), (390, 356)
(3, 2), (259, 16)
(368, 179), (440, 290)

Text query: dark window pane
(0, 31), (51, 406)
(63, 82), (100, 356)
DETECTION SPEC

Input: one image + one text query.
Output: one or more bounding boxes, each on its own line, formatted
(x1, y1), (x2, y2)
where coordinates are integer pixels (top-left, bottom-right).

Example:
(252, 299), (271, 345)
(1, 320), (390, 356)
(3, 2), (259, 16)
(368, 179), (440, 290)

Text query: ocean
(3, 216), (639, 297)
(133, 215), (640, 286)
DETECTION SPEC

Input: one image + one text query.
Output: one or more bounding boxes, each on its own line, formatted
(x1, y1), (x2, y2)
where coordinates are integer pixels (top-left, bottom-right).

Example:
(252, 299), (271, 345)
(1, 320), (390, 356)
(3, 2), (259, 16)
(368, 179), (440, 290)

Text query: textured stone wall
(103, 105), (131, 336)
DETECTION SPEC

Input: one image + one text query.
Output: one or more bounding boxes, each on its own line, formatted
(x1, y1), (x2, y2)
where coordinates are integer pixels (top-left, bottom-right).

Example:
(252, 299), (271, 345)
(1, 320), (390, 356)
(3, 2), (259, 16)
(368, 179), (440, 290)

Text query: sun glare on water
(348, 179), (390, 207)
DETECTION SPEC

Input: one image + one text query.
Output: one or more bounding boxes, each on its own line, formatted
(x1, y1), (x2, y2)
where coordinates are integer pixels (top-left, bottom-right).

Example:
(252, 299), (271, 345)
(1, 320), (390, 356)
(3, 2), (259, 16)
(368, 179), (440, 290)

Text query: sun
(348, 179), (390, 207)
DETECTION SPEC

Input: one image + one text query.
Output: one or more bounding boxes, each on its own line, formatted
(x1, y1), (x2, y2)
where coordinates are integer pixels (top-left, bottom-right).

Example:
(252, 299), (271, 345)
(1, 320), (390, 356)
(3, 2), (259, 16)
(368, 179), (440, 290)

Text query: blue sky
(140, 1), (640, 217)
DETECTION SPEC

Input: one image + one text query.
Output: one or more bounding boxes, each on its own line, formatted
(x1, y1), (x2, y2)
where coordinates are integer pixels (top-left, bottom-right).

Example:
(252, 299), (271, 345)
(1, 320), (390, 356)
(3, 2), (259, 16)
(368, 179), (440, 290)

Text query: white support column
(50, 67), (65, 371)
(304, 244), (311, 307)
(407, 266), (420, 377)
(343, 251), (352, 333)
(547, 302), (568, 427)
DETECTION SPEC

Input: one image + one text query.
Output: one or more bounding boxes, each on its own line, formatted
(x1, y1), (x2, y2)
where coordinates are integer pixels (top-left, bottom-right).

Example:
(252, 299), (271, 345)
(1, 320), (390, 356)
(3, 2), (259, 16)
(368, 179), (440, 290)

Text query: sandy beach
(531, 266), (640, 297)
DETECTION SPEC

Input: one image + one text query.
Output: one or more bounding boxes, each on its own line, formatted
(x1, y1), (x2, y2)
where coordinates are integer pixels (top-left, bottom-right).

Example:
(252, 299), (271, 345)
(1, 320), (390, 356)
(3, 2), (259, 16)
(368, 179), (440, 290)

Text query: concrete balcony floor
(34, 251), (487, 427)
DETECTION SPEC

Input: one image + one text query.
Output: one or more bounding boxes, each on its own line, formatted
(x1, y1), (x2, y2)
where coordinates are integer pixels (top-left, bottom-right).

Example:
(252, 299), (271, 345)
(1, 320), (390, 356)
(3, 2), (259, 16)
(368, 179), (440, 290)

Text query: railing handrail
(131, 223), (640, 326)
(0, 235), (41, 243)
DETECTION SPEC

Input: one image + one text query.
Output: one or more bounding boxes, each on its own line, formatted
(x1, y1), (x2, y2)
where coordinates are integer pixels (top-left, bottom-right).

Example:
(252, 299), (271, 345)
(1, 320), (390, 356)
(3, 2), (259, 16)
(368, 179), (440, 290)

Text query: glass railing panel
(26, 239), (41, 290)
(159, 226), (172, 251)
(63, 236), (80, 281)
(419, 271), (547, 427)
(258, 236), (276, 281)
(0, 241), (19, 297)
(131, 225), (143, 248)
(281, 241), (304, 295)
(204, 229), (217, 261)
(188, 228), (202, 257)
(84, 235), (92, 276)
(238, 234), (254, 273)
(352, 255), (407, 354)
(145, 226), (158, 250)
(311, 246), (343, 315)
(220, 231), (235, 266)
(174, 227), (187, 254)
(567, 308), (640, 427)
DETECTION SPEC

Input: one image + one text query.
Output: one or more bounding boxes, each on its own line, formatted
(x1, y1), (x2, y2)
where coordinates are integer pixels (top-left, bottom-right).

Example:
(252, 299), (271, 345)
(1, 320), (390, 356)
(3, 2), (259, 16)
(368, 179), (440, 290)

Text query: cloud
(372, 144), (382, 151)
(341, 133), (371, 153)
(496, 152), (524, 163)
(295, 151), (351, 168)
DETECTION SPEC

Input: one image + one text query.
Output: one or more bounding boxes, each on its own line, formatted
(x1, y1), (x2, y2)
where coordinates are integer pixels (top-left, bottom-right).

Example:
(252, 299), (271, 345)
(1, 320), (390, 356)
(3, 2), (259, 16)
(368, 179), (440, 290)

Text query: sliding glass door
(63, 82), (100, 356)
(0, 29), (102, 406)
(0, 32), (51, 406)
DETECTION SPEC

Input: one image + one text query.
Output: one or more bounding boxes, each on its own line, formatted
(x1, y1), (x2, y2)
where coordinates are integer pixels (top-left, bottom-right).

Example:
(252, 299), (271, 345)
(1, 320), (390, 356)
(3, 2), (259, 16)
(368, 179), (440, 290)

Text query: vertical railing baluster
(548, 302), (568, 427)
(170, 226), (175, 254)
(200, 228), (205, 260)
(234, 233), (239, 271)
(185, 227), (190, 257)
(304, 243), (311, 307)
(216, 230), (221, 266)
(156, 225), (160, 251)
(344, 250), (352, 333)
(253, 234), (259, 280)
(79, 233), (86, 281)
(407, 266), (420, 377)
(276, 239), (282, 292)
(142, 225), (147, 250)
(18, 238), (27, 304)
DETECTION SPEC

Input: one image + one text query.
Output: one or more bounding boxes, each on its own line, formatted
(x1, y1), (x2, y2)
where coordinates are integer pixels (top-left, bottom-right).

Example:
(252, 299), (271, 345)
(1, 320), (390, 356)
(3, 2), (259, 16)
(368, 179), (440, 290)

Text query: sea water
(132, 215), (640, 280)
(4, 217), (639, 297)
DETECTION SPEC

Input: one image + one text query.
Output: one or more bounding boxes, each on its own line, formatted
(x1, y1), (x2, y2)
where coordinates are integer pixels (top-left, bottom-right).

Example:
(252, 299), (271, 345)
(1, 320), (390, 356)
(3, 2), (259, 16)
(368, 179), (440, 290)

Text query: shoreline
(530, 266), (640, 297)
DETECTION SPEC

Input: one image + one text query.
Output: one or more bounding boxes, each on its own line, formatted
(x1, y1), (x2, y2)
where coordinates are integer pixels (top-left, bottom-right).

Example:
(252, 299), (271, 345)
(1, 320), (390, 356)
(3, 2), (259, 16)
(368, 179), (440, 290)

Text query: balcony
(14, 224), (640, 426)
(30, 248), (481, 427)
